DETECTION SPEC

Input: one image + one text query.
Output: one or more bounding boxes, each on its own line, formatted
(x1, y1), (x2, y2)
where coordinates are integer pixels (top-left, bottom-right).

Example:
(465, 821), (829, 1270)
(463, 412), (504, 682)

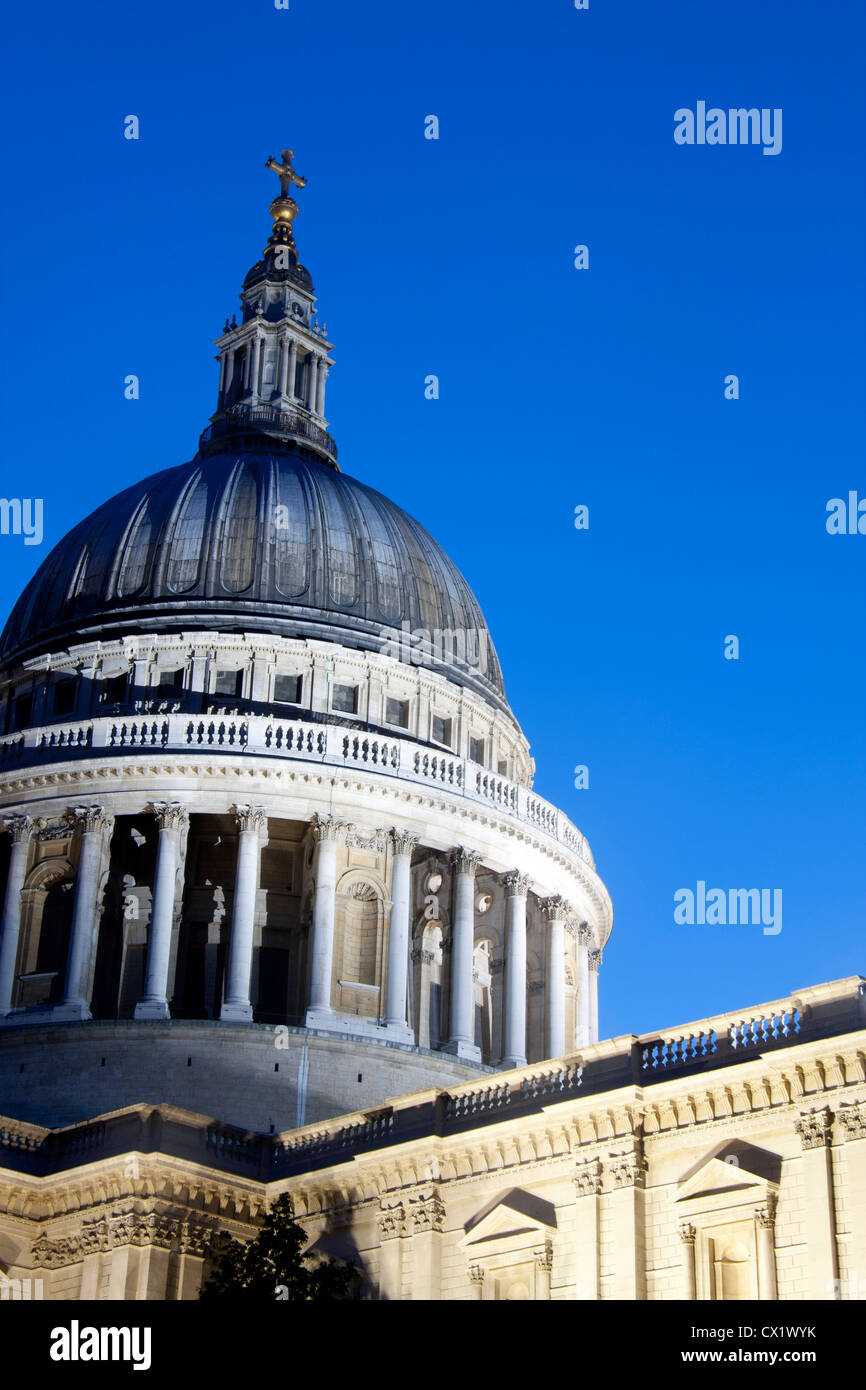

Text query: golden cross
(265, 149), (307, 199)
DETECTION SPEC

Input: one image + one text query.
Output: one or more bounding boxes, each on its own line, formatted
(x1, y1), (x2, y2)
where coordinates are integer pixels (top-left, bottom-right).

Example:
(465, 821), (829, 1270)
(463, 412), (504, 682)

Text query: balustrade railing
(0, 711), (596, 867)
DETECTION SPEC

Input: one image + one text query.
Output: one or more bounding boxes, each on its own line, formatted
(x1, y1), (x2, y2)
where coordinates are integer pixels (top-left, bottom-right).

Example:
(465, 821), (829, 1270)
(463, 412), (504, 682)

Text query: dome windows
(214, 668), (244, 699)
(273, 673), (303, 706)
(385, 698), (409, 730)
(331, 682), (357, 715)
(431, 715), (452, 748)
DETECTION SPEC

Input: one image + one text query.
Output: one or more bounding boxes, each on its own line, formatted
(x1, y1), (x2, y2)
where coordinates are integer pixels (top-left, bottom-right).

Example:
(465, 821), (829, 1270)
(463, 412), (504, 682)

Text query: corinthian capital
(152, 801), (190, 835)
(310, 813), (351, 844)
(71, 805), (114, 836)
(503, 870), (529, 896)
(390, 827), (419, 857)
(450, 847), (482, 877)
(3, 814), (34, 844)
(541, 895), (571, 922)
(233, 804), (267, 834)
(588, 949), (602, 972)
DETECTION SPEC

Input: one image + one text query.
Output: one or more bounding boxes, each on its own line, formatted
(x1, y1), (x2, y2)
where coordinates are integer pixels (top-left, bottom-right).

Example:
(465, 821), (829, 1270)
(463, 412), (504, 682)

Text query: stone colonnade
(0, 806), (600, 1058)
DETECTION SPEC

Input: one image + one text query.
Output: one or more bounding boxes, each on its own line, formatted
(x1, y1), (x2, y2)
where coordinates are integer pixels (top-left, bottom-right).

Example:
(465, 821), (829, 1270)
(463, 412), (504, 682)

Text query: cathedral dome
(0, 438), (507, 709)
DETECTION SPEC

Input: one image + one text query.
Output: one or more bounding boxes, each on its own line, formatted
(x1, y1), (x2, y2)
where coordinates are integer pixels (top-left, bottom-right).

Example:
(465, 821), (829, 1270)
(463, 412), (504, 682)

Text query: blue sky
(1, 0), (863, 1040)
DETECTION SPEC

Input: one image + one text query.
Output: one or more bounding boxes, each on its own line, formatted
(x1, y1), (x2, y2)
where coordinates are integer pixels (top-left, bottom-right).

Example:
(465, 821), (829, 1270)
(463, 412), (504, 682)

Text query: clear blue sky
(1, 0), (863, 1040)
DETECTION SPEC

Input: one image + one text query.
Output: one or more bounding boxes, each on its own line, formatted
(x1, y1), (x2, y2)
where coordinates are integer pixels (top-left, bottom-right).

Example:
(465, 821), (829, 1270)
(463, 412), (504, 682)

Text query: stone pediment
(459, 1189), (557, 1254)
(676, 1142), (781, 1204)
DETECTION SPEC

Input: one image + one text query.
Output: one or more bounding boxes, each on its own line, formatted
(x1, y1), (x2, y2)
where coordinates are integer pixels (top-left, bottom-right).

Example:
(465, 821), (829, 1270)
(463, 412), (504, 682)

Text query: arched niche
(335, 870), (386, 1019)
(17, 859), (75, 1007)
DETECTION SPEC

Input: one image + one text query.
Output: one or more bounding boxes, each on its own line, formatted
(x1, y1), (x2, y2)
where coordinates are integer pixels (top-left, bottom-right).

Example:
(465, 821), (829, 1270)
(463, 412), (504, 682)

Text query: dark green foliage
(199, 1192), (360, 1300)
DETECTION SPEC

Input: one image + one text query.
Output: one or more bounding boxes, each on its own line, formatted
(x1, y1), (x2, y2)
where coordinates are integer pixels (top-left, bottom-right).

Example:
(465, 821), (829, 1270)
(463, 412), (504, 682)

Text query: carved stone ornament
(755, 1199), (777, 1229)
(678, 1222), (697, 1246)
(233, 803), (267, 834)
(3, 814), (34, 843)
(502, 870), (529, 896)
(836, 1103), (866, 1141)
(408, 1190), (446, 1232)
(574, 1158), (604, 1197)
(588, 949), (602, 972)
(346, 827), (387, 852)
(389, 828), (419, 857)
(377, 1203), (406, 1241)
(152, 801), (190, 835)
(795, 1108), (833, 1150)
(31, 1210), (215, 1267)
(34, 817), (72, 842)
(71, 805), (114, 836)
(310, 813), (351, 844)
(541, 895), (572, 922)
(450, 847), (482, 876)
(607, 1152), (648, 1190)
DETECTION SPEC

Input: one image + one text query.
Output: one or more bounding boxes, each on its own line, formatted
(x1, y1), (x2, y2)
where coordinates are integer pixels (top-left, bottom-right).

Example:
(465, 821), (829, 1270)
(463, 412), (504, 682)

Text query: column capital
(574, 1157), (604, 1197)
(468, 1263), (484, 1287)
(3, 815), (34, 844)
(310, 813), (350, 844)
(588, 948), (602, 972)
(502, 870), (530, 897)
(795, 1107), (833, 1150)
(71, 805), (114, 836)
(541, 895), (571, 923)
(233, 803), (267, 835)
(577, 921), (594, 947)
(151, 801), (190, 834)
(836, 1102), (866, 1141)
(389, 827), (419, 857)
(450, 847), (482, 877)
(377, 1203), (407, 1241)
(755, 1199), (777, 1229)
(678, 1222), (697, 1247)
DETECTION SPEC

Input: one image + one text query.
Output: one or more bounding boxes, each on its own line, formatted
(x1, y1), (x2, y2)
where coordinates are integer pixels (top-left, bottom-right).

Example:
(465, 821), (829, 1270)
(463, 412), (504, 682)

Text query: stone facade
(0, 975), (862, 1301)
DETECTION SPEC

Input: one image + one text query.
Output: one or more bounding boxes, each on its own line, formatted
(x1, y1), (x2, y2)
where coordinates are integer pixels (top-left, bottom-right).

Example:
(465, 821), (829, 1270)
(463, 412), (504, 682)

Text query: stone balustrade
(0, 712), (594, 867)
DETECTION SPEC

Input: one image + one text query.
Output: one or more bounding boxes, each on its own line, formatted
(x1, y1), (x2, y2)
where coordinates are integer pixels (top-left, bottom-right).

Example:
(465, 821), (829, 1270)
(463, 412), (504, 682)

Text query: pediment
(677, 1141), (781, 1203)
(459, 1189), (557, 1253)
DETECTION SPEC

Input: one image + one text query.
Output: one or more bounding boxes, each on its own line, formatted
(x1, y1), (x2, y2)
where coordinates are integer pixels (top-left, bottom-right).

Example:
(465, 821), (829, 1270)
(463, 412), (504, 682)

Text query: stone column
(794, 1109), (838, 1298)
(250, 335), (262, 400)
(307, 355), (319, 413)
(535, 1243), (553, 1299)
(755, 1203), (778, 1300)
(278, 333), (291, 399)
(576, 924), (591, 1047)
(305, 814), (348, 1026)
(60, 806), (114, 1019)
(384, 829), (417, 1039)
(225, 347), (235, 404)
(287, 340), (298, 400)
(542, 897), (569, 1060)
(588, 949), (601, 1043)
(679, 1223), (697, 1299)
(444, 848), (482, 1062)
(0, 816), (33, 1015)
(221, 805), (266, 1022)
(316, 362), (328, 416)
(135, 803), (189, 1019)
(574, 1160), (603, 1299)
(502, 871), (529, 1068)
